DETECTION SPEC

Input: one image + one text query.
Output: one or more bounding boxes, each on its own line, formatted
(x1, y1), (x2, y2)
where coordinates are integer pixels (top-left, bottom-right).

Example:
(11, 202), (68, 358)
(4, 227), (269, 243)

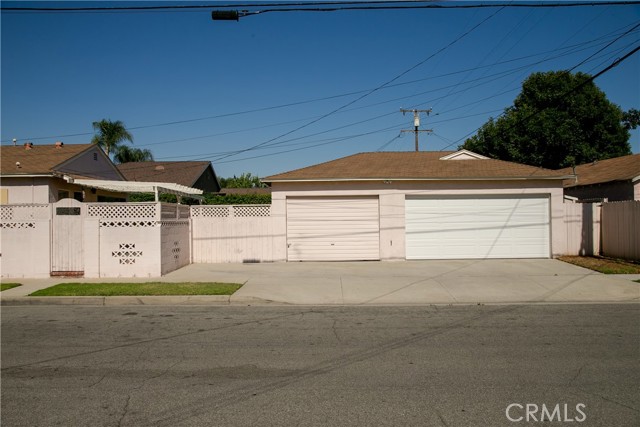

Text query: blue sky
(2, 1), (639, 178)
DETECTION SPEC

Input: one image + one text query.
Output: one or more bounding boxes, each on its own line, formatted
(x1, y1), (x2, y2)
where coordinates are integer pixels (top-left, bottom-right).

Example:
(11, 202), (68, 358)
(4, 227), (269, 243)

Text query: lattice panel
(100, 220), (158, 228)
(233, 205), (271, 217)
(0, 204), (50, 221)
(0, 222), (36, 229)
(88, 203), (157, 219)
(112, 243), (143, 265)
(0, 206), (12, 221)
(191, 206), (230, 218)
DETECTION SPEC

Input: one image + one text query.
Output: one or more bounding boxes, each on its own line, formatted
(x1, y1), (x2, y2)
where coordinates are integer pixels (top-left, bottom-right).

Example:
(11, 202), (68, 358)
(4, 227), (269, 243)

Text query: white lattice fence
(191, 204), (270, 218)
(87, 202), (159, 219)
(0, 204), (51, 221)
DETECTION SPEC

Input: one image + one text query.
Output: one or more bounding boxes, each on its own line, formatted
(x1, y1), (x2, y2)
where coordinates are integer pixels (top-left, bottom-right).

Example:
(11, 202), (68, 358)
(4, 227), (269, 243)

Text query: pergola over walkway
(72, 178), (204, 203)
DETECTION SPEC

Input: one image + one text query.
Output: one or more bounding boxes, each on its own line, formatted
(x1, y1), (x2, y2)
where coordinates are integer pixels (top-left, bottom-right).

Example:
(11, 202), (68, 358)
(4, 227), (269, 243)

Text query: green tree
(113, 145), (154, 164)
(219, 172), (266, 188)
(622, 108), (640, 130)
(462, 71), (632, 169)
(91, 119), (134, 157)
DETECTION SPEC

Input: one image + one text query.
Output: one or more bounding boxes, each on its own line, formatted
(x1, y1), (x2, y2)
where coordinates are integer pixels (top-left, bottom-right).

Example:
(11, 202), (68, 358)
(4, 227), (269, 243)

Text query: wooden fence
(563, 202), (600, 256)
(191, 205), (285, 263)
(563, 200), (639, 261)
(601, 201), (640, 261)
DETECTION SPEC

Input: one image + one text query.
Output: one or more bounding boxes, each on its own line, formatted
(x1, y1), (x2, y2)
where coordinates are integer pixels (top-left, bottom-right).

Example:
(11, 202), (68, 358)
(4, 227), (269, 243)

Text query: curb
(0, 295), (275, 306)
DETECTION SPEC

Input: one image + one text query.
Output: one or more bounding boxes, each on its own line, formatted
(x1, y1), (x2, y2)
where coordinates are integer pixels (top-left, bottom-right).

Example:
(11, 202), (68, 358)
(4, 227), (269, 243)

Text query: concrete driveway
(3, 259), (639, 305)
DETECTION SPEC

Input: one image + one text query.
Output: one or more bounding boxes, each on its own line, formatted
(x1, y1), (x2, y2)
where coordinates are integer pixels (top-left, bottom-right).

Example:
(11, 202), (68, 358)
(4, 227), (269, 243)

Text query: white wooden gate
(51, 198), (85, 276)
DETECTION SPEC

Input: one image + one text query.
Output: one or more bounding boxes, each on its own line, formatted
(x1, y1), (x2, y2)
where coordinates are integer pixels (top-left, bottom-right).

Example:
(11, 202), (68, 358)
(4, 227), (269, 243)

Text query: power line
(208, 5), (504, 163)
(4, 24), (633, 145)
(4, 1), (640, 12)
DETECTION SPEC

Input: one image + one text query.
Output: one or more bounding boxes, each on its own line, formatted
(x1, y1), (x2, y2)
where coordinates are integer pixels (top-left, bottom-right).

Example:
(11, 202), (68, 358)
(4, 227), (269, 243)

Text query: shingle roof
(557, 154), (640, 187)
(117, 161), (211, 187)
(264, 151), (567, 182)
(0, 143), (95, 175)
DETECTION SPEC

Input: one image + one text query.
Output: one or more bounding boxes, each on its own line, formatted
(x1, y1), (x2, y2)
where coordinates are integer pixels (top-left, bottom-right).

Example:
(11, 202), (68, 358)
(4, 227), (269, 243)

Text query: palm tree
(91, 119), (133, 157)
(113, 145), (154, 164)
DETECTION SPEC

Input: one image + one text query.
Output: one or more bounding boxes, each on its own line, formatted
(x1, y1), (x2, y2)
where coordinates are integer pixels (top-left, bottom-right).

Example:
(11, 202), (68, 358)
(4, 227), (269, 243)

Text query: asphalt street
(1, 304), (639, 426)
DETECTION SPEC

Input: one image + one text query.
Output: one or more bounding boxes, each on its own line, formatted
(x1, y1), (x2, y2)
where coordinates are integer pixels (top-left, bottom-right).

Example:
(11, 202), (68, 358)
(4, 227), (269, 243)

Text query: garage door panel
(406, 197), (549, 259)
(287, 197), (380, 261)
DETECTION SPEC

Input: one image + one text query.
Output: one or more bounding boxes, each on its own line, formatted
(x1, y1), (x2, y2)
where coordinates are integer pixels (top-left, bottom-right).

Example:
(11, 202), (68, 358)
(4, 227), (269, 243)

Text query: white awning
(71, 178), (203, 201)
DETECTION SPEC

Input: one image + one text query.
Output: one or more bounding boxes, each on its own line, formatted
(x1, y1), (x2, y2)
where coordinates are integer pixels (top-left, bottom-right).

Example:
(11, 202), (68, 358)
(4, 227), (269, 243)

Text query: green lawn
(558, 256), (640, 274)
(0, 283), (22, 292)
(29, 282), (242, 297)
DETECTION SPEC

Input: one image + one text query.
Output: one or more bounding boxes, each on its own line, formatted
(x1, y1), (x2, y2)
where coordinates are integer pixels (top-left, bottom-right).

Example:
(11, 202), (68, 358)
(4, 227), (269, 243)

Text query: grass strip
(1, 283), (22, 292)
(29, 282), (242, 297)
(557, 256), (640, 274)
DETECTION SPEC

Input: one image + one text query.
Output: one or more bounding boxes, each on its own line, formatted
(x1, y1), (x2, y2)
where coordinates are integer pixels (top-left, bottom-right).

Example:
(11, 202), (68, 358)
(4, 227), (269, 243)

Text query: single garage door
(406, 196), (550, 259)
(287, 196), (380, 261)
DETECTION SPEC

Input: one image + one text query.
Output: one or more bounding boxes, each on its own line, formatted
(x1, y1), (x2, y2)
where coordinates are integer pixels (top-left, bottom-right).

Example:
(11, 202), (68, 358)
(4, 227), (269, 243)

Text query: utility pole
(400, 108), (432, 151)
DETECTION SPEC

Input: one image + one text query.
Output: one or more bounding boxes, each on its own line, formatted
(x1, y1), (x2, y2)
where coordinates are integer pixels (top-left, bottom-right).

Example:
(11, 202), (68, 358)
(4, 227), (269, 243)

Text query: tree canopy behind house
(219, 172), (266, 189)
(461, 71), (632, 170)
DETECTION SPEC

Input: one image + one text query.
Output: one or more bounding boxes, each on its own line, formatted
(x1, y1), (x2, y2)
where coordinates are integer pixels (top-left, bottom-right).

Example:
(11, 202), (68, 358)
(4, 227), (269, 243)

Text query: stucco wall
(1, 176), (126, 204)
(271, 179), (567, 260)
(1, 177), (52, 204)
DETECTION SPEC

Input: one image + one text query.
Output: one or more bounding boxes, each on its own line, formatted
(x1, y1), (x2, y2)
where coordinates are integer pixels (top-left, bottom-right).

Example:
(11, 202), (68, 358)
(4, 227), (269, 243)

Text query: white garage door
(406, 196), (550, 259)
(287, 197), (380, 261)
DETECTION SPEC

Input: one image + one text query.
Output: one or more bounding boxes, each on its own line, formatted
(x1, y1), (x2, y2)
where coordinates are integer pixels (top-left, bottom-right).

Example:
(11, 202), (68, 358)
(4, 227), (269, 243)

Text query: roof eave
(264, 176), (572, 183)
(0, 173), (55, 178)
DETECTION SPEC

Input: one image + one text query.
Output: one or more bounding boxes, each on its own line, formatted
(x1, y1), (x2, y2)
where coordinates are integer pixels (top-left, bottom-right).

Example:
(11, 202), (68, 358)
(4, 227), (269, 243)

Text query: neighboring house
(0, 142), (126, 204)
(263, 149), (572, 262)
(117, 161), (221, 194)
(557, 154), (640, 202)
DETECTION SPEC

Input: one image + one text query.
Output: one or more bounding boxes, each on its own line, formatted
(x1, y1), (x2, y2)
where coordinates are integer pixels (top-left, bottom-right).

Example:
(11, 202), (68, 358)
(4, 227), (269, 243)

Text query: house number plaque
(56, 207), (81, 215)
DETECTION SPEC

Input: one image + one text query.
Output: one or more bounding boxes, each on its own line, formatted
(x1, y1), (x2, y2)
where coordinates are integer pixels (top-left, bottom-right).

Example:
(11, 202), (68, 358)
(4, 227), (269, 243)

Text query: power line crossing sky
(2, 1), (639, 178)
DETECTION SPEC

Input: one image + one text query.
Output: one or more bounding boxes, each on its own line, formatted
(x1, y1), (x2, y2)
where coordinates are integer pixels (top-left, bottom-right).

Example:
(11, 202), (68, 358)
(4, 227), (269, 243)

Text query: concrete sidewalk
(2, 259), (639, 305)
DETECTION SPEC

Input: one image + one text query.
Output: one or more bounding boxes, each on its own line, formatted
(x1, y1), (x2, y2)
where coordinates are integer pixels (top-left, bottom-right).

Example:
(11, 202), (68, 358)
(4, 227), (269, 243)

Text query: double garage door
(406, 196), (550, 259)
(286, 195), (550, 261)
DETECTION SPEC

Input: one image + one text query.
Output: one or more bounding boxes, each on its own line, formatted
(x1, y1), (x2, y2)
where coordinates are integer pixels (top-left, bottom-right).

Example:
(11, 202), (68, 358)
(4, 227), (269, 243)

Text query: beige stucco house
(1, 142), (126, 204)
(263, 150), (573, 261)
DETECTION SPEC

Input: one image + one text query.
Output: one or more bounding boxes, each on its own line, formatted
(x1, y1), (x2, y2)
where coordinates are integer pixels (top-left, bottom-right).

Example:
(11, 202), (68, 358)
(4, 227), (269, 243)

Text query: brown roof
(0, 143), (95, 175)
(117, 161), (211, 187)
(557, 154), (640, 187)
(264, 151), (567, 182)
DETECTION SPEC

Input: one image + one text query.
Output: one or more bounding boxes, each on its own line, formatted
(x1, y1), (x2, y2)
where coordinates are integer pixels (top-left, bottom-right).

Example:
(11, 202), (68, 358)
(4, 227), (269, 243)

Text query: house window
(74, 191), (84, 202)
(58, 190), (70, 200)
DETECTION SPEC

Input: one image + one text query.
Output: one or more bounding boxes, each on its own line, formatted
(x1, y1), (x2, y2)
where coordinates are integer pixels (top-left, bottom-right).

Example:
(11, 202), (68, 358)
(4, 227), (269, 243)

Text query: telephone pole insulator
(400, 108), (432, 151)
